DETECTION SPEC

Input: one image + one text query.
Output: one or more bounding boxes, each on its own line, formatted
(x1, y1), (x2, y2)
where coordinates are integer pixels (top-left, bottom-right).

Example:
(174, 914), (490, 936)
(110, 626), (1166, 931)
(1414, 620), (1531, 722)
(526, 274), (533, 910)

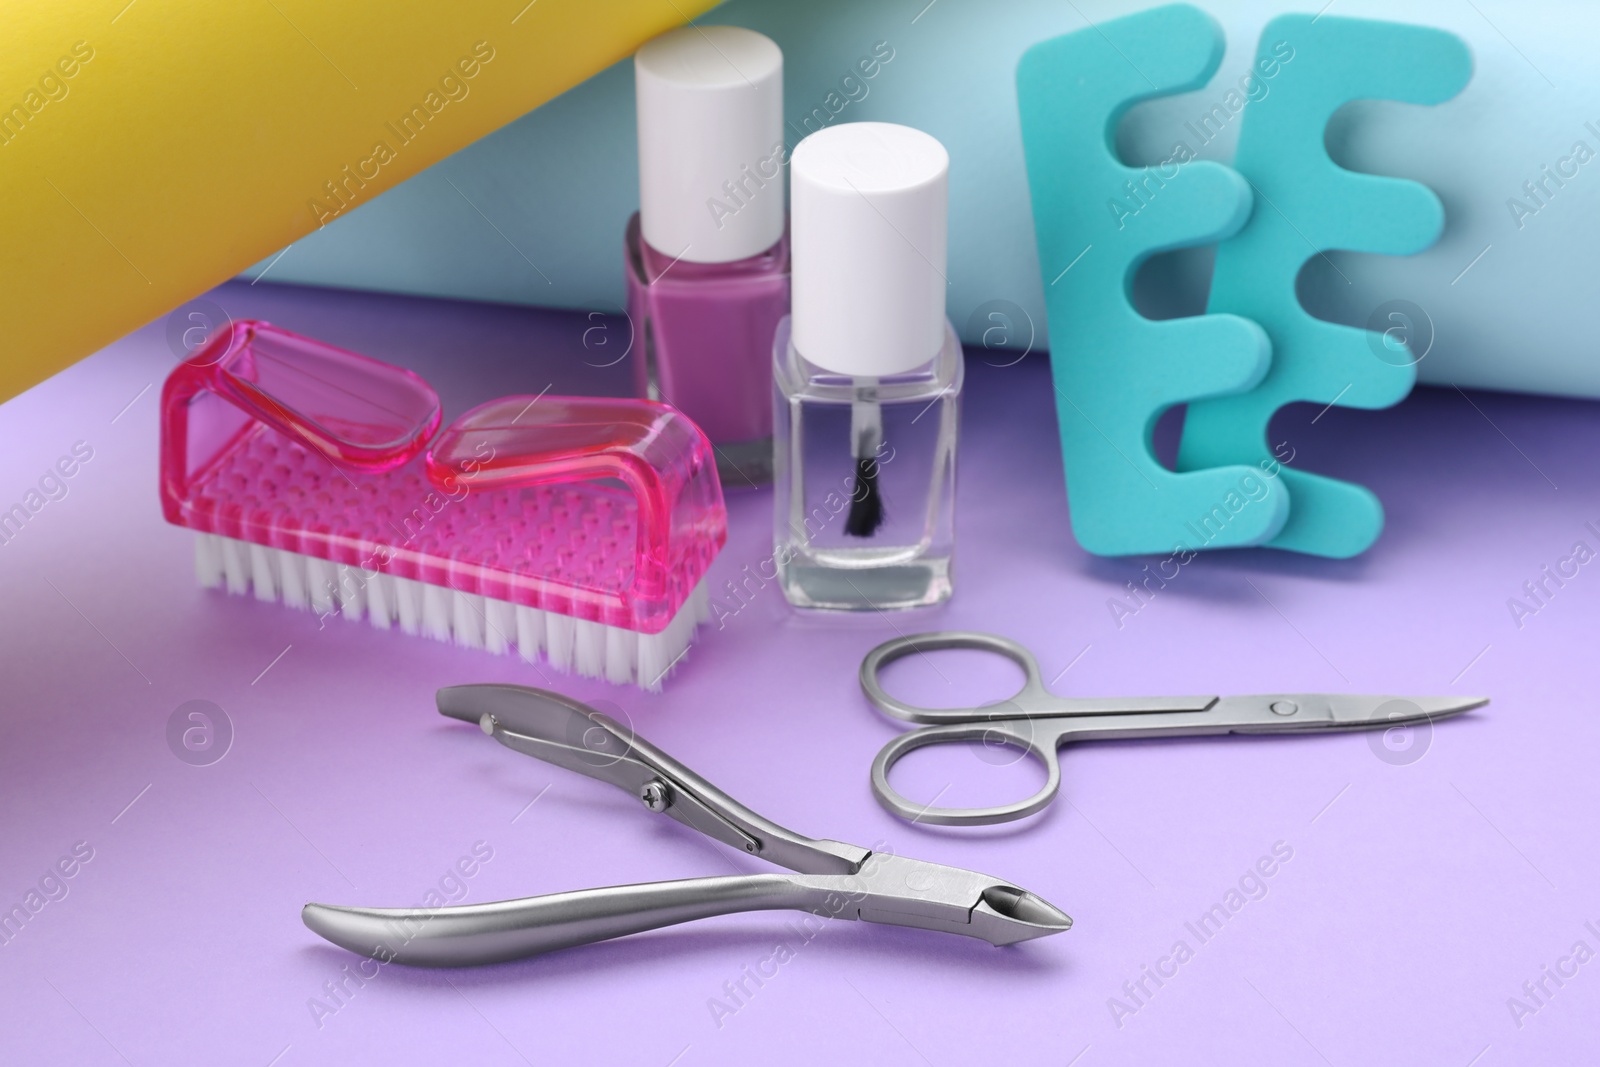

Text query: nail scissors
(861, 632), (1488, 826)
(303, 684), (1072, 966)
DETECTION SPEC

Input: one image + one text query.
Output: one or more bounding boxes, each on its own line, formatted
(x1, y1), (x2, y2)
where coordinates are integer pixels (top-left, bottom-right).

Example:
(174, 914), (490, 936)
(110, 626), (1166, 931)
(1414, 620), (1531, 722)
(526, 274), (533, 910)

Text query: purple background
(1, 281), (1596, 1065)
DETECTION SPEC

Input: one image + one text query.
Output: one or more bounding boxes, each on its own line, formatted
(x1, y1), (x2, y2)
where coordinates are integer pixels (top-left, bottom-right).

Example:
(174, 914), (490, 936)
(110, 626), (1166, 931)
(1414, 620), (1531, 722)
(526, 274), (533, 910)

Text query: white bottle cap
(790, 122), (949, 377)
(635, 26), (784, 264)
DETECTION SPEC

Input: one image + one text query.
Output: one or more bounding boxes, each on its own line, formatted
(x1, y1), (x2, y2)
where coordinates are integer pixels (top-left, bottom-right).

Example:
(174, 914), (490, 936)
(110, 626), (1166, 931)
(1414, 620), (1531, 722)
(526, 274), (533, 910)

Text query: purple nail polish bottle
(627, 25), (790, 488)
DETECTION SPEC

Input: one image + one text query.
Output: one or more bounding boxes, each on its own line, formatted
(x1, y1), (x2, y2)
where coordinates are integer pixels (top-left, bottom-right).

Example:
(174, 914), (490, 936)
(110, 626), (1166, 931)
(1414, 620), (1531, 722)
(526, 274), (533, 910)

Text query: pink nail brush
(160, 320), (727, 689)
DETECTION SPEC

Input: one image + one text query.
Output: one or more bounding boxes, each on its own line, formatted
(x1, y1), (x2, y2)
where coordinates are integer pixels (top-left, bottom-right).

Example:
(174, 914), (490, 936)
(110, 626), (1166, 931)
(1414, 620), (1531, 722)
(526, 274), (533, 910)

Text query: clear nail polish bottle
(774, 122), (961, 611)
(627, 25), (789, 487)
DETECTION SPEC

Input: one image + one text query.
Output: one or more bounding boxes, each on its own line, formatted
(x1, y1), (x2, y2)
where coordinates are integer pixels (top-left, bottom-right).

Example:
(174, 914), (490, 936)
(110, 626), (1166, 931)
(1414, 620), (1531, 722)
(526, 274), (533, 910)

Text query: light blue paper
(242, 0), (1600, 401)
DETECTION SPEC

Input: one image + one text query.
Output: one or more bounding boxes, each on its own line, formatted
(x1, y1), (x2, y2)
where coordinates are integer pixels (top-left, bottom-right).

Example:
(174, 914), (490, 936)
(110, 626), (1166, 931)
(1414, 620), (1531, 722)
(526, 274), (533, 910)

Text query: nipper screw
(640, 779), (670, 813)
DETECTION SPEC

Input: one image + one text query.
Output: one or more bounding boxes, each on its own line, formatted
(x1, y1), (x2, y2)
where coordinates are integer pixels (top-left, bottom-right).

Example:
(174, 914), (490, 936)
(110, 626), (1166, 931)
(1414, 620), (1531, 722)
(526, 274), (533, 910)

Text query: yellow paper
(0, 0), (716, 402)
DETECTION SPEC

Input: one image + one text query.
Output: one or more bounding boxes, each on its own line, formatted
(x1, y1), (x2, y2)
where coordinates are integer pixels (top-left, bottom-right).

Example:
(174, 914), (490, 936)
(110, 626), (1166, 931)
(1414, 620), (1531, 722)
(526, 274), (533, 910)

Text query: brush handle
(423, 393), (726, 600)
(849, 378), (883, 457)
(160, 320), (442, 522)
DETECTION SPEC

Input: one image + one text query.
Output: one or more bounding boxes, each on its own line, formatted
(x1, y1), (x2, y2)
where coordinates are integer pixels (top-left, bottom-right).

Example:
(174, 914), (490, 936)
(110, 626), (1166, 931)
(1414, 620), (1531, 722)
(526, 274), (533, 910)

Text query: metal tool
(862, 631), (1488, 826)
(302, 684), (1072, 967)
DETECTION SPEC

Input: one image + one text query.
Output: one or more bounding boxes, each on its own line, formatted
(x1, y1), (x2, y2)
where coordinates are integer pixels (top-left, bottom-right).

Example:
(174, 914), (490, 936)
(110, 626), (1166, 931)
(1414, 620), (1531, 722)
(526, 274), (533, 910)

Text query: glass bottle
(625, 215), (788, 487)
(629, 25), (788, 487)
(773, 317), (961, 609)
(774, 121), (960, 610)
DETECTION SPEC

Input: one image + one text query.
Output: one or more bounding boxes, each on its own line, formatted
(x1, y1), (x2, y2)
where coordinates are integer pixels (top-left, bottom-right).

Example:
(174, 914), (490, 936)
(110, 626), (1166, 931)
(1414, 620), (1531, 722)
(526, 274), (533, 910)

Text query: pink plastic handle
(426, 396), (721, 601)
(160, 320), (441, 513)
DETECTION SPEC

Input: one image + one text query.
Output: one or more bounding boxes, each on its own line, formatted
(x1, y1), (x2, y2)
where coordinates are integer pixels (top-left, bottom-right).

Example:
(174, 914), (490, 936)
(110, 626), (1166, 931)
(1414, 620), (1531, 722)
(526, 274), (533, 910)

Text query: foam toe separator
(1017, 2), (1290, 558)
(1178, 15), (1472, 559)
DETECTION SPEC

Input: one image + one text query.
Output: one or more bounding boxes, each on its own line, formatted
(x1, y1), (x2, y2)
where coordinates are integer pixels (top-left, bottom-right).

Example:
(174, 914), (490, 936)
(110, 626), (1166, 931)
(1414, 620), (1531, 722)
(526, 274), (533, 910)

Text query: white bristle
(422, 583), (452, 642)
(515, 605), (545, 662)
(220, 537), (249, 595)
(452, 590), (486, 650)
(195, 533), (223, 588)
(337, 566), (366, 622)
(574, 618), (606, 679)
(248, 544), (277, 602)
(277, 548), (308, 609)
(545, 611), (575, 673)
(366, 572), (394, 630)
(605, 625), (633, 686)
(393, 575), (422, 635)
(636, 631), (667, 692)
(484, 598), (514, 655)
(192, 535), (706, 689)
(306, 557), (335, 615)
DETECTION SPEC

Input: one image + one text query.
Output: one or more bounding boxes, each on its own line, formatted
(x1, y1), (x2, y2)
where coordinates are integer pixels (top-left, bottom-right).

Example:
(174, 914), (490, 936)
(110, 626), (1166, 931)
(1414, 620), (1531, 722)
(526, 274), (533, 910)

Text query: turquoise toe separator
(1016, 3), (1290, 558)
(1177, 15), (1472, 559)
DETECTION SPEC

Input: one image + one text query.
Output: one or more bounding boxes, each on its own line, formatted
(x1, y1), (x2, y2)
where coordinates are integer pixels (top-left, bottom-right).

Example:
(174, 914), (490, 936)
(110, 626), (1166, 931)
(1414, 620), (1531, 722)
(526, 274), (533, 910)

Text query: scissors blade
(1322, 693), (1487, 728)
(1215, 693), (1487, 733)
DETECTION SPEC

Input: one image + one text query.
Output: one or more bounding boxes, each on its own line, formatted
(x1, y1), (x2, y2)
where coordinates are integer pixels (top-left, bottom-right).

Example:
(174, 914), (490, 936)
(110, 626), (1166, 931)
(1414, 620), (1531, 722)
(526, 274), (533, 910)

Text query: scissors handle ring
(860, 631), (1049, 725)
(870, 722), (1061, 827)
